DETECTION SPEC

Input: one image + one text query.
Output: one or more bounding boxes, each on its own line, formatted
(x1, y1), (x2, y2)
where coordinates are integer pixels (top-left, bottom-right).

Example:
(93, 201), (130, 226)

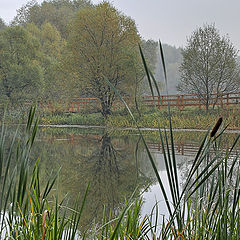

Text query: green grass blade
(139, 44), (154, 99)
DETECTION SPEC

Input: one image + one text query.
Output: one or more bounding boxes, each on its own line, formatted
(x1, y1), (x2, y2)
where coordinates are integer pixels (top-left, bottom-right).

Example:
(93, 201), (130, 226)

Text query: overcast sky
(1, 0), (240, 50)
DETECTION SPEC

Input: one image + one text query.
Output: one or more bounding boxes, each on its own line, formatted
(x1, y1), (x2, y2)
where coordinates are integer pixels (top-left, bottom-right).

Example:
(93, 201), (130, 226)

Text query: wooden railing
(66, 92), (240, 112)
(68, 97), (100, 112)
(142, 92), (240, 110)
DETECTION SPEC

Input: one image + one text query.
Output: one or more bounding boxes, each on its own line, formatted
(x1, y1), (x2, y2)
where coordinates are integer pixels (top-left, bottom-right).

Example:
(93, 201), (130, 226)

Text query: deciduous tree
(0, 18), (6, 30)
(178, 24), (240, 111)
(13, 0), (92, 38)
(67, 2), (140, 117)
(0, 26), (44, 104)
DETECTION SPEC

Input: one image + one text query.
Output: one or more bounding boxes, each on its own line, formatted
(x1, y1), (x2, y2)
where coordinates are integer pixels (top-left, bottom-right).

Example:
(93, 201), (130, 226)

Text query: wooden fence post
(161, 96), (164, 110)
(226, 93), (229, 109)
(220, 95), (224, 108)
(181, 143), (184, 155)
(158, 96), (160, 109)
(177, 95), (180, 109)
(181, 95), (184, 110)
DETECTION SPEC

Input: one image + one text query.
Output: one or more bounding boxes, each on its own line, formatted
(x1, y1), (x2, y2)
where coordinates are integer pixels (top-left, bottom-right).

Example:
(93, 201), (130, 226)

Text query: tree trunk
(205, 95), (209, 112)
(212, 96), (218, 110)
(101, 101), (111, 118)
(134, 85), (141, 117)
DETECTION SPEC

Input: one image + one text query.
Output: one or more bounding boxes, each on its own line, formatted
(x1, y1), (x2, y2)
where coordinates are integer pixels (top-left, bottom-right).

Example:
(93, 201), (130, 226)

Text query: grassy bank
(1, 107), (240, 239)
(0, 108), (145, 239)
(40, 107), (240, 130)
(1, 40), (240, 239)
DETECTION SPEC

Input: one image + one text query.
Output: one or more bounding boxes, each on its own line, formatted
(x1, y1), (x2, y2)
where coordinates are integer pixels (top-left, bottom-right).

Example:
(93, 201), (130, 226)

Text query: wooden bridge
(67, 92), (240, 112)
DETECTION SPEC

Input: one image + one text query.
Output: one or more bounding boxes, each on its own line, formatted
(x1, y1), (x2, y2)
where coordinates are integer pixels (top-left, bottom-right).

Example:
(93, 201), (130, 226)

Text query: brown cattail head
(210, 117), (223, 137)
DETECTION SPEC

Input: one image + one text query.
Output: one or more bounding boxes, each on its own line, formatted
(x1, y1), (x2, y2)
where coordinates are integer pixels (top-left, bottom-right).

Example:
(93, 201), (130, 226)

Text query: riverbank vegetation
(1, 42), (240, 239)
(0, 0), (240, 239)
(0, 0), (159, 118)
(1, 105), (240, 239)
(39, 106), (240, 130)
(4, 1), (237, 120)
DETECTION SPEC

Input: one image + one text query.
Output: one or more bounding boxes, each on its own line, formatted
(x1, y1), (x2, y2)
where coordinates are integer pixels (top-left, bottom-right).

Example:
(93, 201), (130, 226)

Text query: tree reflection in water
(33, 130), (150, 231)
(75, 133), (150, 230)
(34, 129), (239, 233)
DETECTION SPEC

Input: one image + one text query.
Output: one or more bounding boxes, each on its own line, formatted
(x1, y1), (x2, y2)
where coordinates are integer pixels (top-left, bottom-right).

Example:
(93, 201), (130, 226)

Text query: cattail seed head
(210, 117), (223, 137)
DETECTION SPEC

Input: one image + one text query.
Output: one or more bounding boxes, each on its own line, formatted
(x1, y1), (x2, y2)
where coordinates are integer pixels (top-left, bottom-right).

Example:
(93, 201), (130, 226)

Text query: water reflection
(34, 130), (150, 230)
(33, 128), (239, 231)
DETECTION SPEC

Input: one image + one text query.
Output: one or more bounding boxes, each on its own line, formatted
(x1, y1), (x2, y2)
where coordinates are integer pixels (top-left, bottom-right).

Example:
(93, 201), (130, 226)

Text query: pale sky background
(1, 0), (240, 50)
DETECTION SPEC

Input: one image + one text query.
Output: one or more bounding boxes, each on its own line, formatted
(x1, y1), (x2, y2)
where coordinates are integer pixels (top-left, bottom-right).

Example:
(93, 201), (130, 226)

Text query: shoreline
(38, 124), (240, 134)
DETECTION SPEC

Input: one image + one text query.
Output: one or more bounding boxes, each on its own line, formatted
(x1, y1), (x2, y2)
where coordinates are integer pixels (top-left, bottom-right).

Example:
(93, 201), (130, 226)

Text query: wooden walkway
(67, 92), (240, 112)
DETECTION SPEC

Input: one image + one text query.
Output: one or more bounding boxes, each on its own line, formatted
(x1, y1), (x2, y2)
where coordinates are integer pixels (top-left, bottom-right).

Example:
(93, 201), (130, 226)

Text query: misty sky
(1, 0), (240, 50)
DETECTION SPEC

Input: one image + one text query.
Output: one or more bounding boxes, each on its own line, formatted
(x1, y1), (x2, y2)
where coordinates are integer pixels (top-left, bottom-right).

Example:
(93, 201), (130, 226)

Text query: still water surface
(32, 127), (239, 231)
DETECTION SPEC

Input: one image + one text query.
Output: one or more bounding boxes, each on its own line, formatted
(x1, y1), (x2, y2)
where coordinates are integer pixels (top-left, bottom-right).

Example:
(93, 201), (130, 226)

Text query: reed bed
(0, 107), (89, 239)
(0, 41), (239, 239)
(38, 107), (240, 130)
(100, 41), (240, 239)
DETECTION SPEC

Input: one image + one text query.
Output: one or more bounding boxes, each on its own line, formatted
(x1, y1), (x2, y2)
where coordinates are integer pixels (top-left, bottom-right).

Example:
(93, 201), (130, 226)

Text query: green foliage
(0, 26), (44, 105)
(26, 22), (67, 101)
(0, 3), (239, 238)
(67, 2), (140, 117)
(13, 0), (92, 38)
(178, 24), (240, 110)
(0, 18), (6, 30)
(41, 112), (104, 125)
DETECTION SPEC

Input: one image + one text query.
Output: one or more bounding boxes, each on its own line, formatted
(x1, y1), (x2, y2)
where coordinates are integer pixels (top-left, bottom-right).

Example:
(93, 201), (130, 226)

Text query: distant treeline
(3, 0), (239, 117)
(0, 0), (185, 111)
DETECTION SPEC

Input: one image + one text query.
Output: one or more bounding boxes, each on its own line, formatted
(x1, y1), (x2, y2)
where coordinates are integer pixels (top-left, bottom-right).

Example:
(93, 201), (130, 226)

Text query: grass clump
(40, 112), (105, 126)
(0, 107), (90, 239)
(106, 107), (240, 129)
(1, 39), (240, 240)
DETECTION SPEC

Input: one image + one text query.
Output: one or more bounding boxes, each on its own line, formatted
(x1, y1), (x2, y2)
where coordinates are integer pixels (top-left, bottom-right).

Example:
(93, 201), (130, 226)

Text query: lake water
(32, 126), (239, 232)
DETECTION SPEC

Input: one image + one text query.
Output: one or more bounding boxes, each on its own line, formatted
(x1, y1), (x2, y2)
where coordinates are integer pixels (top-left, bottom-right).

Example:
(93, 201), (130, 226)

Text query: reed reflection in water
(33, 128), (239, 231)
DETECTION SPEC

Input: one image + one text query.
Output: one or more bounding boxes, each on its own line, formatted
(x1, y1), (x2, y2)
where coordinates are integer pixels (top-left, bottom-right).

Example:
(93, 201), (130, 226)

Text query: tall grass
(103, 40), (240, 239)
(0, 40), (239, 240)
(0, 107), (149, 239)
(0, 107), (90, 239)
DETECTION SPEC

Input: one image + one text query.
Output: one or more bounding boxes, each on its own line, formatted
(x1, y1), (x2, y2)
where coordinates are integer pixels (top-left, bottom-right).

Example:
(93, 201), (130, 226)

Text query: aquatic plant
(0, 107), (90, 239)
(101, 40), (240, 239)
(0, 39), (239, 239)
